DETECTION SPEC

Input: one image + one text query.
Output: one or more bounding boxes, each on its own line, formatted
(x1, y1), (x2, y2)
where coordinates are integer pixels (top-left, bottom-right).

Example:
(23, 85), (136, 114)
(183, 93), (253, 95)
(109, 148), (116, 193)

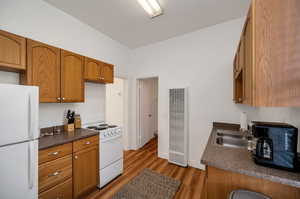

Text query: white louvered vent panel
(169, 88), (188, 167)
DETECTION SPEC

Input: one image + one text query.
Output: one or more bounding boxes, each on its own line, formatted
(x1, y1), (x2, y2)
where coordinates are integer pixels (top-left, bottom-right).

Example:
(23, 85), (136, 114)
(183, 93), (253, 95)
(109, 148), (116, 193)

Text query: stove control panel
(100, 127), (122, 140)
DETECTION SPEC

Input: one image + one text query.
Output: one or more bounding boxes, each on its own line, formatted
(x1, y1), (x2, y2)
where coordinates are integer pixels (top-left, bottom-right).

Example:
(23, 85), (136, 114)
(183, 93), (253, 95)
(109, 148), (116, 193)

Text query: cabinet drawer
(39, 178), (72, 199)
(39, 155), (72, 193)
(73, 135), (99, 152)
(39, 143), (73, 164)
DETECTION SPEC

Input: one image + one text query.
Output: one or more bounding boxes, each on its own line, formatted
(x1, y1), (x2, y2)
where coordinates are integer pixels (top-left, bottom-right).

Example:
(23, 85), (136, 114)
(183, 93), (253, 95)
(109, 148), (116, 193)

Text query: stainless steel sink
(216, 132), (243, 139)
(215, 136), (248, 148)
(214, 130), (248, 148)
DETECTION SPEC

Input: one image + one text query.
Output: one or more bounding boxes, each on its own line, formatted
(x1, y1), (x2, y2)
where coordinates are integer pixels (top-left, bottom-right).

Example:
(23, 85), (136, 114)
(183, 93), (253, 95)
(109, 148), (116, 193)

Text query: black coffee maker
(252, 121), (299, 172)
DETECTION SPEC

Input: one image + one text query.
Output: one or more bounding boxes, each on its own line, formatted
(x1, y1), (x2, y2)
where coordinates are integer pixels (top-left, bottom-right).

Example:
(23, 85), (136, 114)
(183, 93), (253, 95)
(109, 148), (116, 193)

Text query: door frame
(136, 76), (159, 149)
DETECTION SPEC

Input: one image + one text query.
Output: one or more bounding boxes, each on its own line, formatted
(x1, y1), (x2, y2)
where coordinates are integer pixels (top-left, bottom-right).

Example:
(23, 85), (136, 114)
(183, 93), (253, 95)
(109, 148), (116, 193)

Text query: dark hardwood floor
(87, 137), (206, 199)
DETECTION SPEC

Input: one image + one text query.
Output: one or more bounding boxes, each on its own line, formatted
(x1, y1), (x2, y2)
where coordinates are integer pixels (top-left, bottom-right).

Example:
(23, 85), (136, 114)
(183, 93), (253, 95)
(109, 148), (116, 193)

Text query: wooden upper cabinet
(73, 145), (99, 198)
(254, 0), (300, 106)
(21, 41), (86, 103)
(23, 39), (61, 103)
(243, 17), (253, 105)
(101, 63), (114, 83)
(84, 57), (114, 84)
(84, 57), (102, 82)
(0, 29), (26, 71)
(233, 0), (300, 107)
(61, 50), (85, 103)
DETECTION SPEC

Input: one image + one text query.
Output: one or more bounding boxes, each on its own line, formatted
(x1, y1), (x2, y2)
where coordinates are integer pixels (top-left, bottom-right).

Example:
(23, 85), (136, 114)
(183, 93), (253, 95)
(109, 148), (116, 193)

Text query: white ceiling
(45, 0), (250, 49)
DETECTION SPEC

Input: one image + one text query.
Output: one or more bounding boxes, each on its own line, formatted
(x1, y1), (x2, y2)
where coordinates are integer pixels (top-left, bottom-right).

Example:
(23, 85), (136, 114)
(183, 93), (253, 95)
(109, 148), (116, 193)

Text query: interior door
(139, 79), (156, 147)
(0, 140), (38, 199)
(27, 39), (61, 103)
(61, 50), (84, 103)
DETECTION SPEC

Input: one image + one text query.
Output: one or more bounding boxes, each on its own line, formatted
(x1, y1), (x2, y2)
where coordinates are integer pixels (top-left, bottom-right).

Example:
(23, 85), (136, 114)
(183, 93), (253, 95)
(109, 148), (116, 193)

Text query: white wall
(106, 77), (129, 150)
(128, 18), (300, 169)
(0, 0), (131, 128)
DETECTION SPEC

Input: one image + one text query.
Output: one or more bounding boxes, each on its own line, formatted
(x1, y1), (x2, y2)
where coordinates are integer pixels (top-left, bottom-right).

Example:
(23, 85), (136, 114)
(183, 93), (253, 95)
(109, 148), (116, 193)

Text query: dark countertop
(201, 122), (300, 188)
(39, 128), (99, 150)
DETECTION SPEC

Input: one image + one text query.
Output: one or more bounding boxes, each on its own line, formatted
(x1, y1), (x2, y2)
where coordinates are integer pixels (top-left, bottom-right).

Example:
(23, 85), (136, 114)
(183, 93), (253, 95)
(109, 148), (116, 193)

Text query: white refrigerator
(0, 84), (39, 199)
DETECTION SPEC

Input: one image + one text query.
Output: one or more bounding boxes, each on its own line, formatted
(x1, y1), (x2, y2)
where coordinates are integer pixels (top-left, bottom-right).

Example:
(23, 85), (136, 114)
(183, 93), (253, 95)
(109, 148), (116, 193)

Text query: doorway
(137, 77), (158, 148)
(105, 77), (128, 150)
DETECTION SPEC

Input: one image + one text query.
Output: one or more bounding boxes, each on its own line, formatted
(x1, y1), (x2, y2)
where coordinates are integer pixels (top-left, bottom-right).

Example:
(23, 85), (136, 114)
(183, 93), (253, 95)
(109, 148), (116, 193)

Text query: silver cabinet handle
(74, 155), (78, 159)
(49, 151), (60, 156)
(62, 97), (65, 101)
(85, 141), (91, 145)
(57, 97), (61, 101)
(48, 171), (61, 177)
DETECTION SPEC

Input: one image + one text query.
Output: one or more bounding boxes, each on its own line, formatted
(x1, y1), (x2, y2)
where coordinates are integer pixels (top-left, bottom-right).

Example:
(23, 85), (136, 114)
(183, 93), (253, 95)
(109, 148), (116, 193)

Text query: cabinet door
(243, 17), (253, 105)
(73, 145), (99, 198)
(101, 63), (114, 83)
(254, 0), (300, 106)
(84, 57), (102, 82)
(61, 50), (84, 103)
(0, 29), (26, 71)
(39, 178), (73, 199)
(26, 39), (61, 103)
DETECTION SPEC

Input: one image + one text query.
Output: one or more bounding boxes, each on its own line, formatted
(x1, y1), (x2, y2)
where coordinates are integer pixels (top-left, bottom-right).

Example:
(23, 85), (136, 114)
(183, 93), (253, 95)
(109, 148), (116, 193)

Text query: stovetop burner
(87, 126), (108, 130)
(86, 123), (118, 131)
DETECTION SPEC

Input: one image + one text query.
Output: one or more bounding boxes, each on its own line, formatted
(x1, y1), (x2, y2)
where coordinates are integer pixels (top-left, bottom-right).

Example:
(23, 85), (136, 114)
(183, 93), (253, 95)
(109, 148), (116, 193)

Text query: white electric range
(83, 122), (123, 188)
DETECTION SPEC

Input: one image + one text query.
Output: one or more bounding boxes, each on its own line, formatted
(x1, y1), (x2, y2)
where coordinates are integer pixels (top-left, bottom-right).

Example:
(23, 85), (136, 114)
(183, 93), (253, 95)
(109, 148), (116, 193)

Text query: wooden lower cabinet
(39, 178), (73, 199)
(73, 145), (99, 198)
(39, 155), (73, 193)
(39, 143), (73, 165)
(39, 135), (99, 199)
(206, 166), (300, 199)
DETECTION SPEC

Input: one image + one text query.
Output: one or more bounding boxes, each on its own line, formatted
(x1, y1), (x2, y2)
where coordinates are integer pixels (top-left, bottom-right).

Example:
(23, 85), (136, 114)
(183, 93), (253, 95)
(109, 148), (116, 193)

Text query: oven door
(100, 136), (123, 169)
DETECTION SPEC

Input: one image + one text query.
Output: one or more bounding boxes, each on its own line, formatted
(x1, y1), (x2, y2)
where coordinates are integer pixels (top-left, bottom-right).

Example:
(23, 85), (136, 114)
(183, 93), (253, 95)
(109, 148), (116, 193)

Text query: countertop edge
(38, 129), (99, 150)
(201, 122), (300, 189)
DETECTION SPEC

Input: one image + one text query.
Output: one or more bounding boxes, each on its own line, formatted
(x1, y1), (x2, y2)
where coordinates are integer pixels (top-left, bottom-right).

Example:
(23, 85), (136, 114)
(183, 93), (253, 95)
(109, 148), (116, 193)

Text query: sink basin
(214, 130), (248, 148)
(217, 132), (243, 139)
(215, 137), (248, 148)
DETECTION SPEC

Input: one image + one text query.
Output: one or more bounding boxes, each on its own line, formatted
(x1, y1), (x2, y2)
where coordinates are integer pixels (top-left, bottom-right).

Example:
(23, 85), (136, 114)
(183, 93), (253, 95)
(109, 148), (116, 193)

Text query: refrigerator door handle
(28, 93), (33, 140)
(28, 141), (34, 189)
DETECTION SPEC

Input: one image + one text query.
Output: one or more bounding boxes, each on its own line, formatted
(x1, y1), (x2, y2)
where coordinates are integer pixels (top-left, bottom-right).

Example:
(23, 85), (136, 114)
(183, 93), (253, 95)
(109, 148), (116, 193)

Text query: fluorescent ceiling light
(137, 0), (163, 18)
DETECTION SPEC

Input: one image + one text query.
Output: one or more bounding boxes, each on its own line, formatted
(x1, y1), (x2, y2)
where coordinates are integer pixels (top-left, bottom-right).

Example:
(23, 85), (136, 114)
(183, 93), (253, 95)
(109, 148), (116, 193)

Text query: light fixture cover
(137, 0), (163, 18)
